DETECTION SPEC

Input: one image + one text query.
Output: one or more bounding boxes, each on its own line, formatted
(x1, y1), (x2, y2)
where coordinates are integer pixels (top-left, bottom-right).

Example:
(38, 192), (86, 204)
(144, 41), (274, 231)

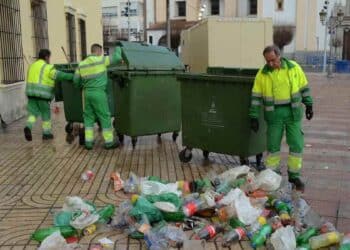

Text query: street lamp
(319, 4), (344, 77)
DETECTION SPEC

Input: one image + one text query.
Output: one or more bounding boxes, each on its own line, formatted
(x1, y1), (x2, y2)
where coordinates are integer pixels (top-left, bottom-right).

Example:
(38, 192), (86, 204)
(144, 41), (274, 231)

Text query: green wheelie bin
(176, 67), (266, 167)
(54, 64), (115, 144)
(108, 41), (184, 148)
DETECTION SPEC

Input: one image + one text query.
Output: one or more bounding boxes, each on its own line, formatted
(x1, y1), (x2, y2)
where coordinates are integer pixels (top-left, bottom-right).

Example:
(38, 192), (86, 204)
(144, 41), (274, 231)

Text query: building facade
(102, 0), (145, 43)
(0, 0), (103, 124)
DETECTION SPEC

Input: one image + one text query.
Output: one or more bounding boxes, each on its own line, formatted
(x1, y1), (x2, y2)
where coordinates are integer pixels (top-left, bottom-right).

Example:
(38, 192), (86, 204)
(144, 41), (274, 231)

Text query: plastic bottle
(111, 201), (133, 229)
(123, 172), (140, 193)
(160, 225), (188, 248)
(247, 216), (267, 238)
(248, 189), (267, 198)
(31, 226), (77, 242)
(340, 233), (350, 250)
(250, 224), (272, 249)
(222, 227), (246, 247)
(177, 180), (191, 194)
(217, 205), (237, 222)
(216, 180), (233, 194)
(81, 170), (94, 181)
(97, 204), (115, 223)
(269, 199), (291, 225)
(268, 216), (283, 231)
(182, 198), (207, 217)
(319, 221), (336, 233)
(309, 231), (341, 249)
(296, 227), (318, 246)
(194, 224), (224, 240)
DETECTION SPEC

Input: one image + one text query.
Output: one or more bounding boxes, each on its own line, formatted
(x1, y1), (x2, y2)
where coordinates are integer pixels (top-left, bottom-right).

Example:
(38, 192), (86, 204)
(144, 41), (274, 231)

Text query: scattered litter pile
(31, 166), (350, 250)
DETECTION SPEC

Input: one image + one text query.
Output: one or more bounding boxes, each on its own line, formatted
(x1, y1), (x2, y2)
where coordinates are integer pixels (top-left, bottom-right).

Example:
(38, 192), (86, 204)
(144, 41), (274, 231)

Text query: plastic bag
(154, 202), (177, 212)
(38, 231), (68, 250)
(218, 189), (240, 206)
(218, 165), (250, 183)
(160, 225), (188, 247)
(233, 188), (261, 225)
(62, 196), (96, 213)
(70, 211), (99, 230)
(129, 195), (163, 223)
(270, 226), (296, 250)
(145, 193), (182, 209)
(54, 211), (72, 227)
(255, 169), (282, 191)
(140, 180), (181, 196)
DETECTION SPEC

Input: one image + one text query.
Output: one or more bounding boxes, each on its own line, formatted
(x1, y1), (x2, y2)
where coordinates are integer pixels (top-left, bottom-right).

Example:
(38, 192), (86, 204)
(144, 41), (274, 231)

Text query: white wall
(147, 30), (166, 45)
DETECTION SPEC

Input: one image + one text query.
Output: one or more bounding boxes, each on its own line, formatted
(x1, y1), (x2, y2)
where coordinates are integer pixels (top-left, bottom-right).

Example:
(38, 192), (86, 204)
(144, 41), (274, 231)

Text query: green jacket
(73, 47), (122, 90)
(26, 59), (73, 100)
(249, 58), (313, 122)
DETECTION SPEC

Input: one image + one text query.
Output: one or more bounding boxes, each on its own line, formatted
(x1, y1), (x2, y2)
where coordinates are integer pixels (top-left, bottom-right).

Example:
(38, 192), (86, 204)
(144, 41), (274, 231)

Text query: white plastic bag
(256, 169), (282, 191)
(70, 211), (99, 230)
(218, 189), (240, 206)
(38, 231), (67, 250)
(140, 181), (181, 196)
(270, 226), (296, 250)
(218, 165), (250, 183)
(62, 196), (95, 213)
(232, 188), (261, 225)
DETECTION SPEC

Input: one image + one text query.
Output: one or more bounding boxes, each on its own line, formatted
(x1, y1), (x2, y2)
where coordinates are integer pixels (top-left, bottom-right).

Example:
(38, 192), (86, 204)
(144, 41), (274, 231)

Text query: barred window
(79, 19), (87, 60)
(0, 0), (25, 84)
(66, 13), (77, 62)
(31, 0), (49, 57)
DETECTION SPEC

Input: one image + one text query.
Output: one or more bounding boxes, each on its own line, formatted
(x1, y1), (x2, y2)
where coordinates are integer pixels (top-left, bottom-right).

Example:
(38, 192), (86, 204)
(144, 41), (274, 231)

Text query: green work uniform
(249, 58), (313, 177)
(73, 47), (122, 148)
(25, 59), (73, 135)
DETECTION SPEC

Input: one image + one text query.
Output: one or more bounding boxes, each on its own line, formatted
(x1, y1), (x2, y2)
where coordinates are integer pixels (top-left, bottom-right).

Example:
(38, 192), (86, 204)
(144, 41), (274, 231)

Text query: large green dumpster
(176, 67), (266, 166)
(109, 41), (184, 148)
(54, 64), (115, 143)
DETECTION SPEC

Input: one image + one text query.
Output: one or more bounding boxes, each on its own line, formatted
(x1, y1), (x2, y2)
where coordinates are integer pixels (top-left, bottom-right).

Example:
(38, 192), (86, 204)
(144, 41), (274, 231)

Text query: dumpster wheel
(79, 128), (85, 146)
(239, 156), (249, 166)
(179, 148), (192, 163)
(117, 133), (124, 144)
(66, 133), (75, 144)
(131, 137), (138, 149)
(65, 123), (73, 134)
(172, 132), (179, 142)
(203, 150), (209, 159)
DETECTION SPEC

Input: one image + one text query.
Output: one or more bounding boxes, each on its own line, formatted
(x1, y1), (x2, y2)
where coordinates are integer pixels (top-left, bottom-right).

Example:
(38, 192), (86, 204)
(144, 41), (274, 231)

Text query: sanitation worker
(24, 49), (73, 141)
(249, 45), (313, 191)
(73, 43), (123, 150)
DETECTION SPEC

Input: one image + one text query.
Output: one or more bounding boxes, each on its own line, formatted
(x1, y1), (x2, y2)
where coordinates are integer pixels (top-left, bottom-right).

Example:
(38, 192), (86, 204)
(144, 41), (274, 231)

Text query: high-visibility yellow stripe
(287, 154), (302, 173)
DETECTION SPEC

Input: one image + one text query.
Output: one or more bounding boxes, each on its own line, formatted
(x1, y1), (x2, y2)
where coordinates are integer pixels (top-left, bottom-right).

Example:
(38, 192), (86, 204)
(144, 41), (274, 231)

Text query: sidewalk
(0, 73), (349, 249)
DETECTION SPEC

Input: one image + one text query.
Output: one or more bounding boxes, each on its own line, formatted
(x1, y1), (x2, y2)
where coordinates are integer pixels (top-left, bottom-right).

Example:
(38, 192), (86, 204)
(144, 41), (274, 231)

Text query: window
(0, 0), (24, 84)
(102, 6), (118, 17)
(176, 1), (186, 17)
(121, 2), (138, 17)
(149, 36), (153, 44)
(31, 0), (49, 57)
(249, 0), (257, 15)
(79, 19), (87, 60)
(66, 13), (77, 62)
(210, 0), (219, 15)
(276, 0), (284, 11)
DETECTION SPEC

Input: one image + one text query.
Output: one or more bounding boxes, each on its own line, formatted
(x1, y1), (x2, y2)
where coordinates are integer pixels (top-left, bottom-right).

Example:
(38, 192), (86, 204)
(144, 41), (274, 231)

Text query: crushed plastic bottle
(111, 201), (133, 229)
(123, 172), (141, 193)
(160, 225), (188, 248)
(269, 198), (291, 225)
(222, 227), (246, 247)
(309, 231), (342, 249)
(62, 196), (96, 214)
(247, 216), (267, 238)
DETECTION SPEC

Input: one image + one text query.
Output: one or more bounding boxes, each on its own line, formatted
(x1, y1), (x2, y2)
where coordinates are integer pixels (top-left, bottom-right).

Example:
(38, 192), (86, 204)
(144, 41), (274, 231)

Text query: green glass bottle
(31, 226), (77, 242)
(97, 204), (115, 223)
(162, 210), (185, 222)
(229, 218), (246, 229)
(250, 224), (272, 249)
(296, 227), (318, 246)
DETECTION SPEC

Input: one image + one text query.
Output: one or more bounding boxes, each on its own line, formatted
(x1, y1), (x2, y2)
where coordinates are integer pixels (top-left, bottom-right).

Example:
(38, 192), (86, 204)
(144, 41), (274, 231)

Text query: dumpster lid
(116, 41), (184, 71)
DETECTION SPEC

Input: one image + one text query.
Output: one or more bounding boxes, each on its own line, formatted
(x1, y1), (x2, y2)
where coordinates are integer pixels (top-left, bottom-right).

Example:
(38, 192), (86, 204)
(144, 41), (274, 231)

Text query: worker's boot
(288, 172), (305, 192)
(104, 140), (120, 150)
(24, 127), (32, 141)
(42, 133), (54, 140)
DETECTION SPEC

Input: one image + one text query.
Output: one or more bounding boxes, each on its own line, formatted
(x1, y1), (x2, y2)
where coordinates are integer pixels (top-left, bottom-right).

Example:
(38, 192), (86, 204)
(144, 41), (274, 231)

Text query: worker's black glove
(305, 105), (313, 120)
(250, 118), (259, 133)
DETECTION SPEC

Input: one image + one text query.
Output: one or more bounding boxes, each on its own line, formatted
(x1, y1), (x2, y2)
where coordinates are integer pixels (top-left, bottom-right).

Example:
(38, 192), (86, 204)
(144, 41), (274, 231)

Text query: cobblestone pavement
(0, 73), (349, 249)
